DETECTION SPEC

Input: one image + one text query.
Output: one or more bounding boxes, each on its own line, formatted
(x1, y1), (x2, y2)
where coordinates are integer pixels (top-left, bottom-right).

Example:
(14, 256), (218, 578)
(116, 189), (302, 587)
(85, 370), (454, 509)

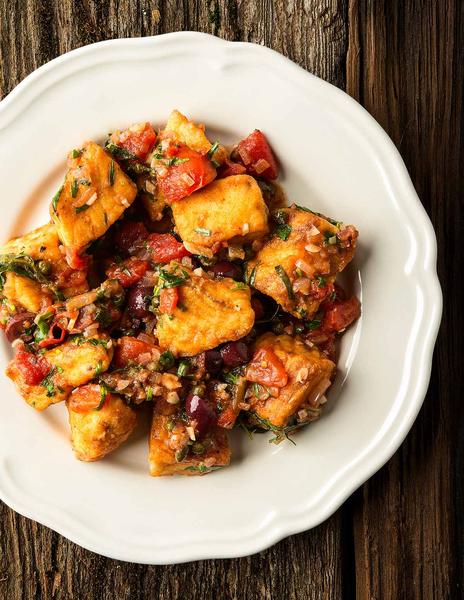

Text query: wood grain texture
(0, 1), (461, 599)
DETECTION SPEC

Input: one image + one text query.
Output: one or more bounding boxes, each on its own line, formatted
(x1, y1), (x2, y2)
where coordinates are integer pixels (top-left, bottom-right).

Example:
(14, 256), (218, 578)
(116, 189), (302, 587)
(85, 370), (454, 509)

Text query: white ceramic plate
(0, 33), (441, 564)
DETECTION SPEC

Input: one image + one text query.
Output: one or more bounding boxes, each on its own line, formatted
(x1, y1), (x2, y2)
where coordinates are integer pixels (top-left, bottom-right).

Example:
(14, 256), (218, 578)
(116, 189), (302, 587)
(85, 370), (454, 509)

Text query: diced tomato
(68, 384), (110, 414)
(233, 130), (279, 180)
(38, 322), (67, 349)
(245, 347), (288, 388)
(147, 233), (190, 263)
(106, 257), (149, 287)
(217, 159), (247, 179)
(322, 296), (361, 334)
(114, 221), (148, 253)
(113, 336), (156, 368)
(156, 143), (216, 203)
(159, 287), (179, 315)
(116, 122), (157, 161)
(65, 246), (88, 271)
(14, 348), (51, 386)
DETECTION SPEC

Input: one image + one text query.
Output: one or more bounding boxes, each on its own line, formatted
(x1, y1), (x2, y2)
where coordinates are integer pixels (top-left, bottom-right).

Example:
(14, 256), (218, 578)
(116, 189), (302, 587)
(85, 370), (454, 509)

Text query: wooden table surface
(0, 1), (461, 598)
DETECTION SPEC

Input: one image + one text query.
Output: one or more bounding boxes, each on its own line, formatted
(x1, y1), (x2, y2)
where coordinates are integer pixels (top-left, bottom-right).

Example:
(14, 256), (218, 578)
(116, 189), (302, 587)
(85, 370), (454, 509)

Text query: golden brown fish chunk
(6, 334), (113, 411)
(247, 333), (335, 428)
(0, 223), (88, 312)
(67, 385), (137, 461)
(171, 175), (269, 253)
(149, 398), (230, 476)
(156, 264), (255, 356)
(50, 141), (137, 251)
(245, 205), (358, 319)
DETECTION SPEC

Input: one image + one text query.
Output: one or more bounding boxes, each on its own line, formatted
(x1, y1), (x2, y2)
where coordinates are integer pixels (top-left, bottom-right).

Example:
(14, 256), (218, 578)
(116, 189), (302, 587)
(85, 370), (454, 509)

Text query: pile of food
(0, 110), (360, 476)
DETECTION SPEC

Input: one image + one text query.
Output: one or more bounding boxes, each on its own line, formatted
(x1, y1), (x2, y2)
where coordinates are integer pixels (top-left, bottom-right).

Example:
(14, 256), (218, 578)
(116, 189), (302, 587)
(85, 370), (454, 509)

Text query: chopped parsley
(207, 141), (220, 159)
(305, 318), (321, 331)
(71, 179), (79, 198)
(316, 276), (327, 288)
(33, 311), (54, 343)
(166, 157), (189, 167)
(233, 282), (247, 290)
(71, 149), (82, 159)
(105, 141), (137, 161)
(158, 350), (175, 370)
(96, 385), (108, 410)
(153, 267), (189, 295)
(184, 465), (223, 473)
(41, 366), (64, 398)
(108, 160), (115, 186)
(275, 265), (294, 300)
(146, 387), (153, 402)
(0, 254), (52, 289)
(75, 204), (90, 214)
(52, 186), (63, 212)
(275, 224), (292, 241)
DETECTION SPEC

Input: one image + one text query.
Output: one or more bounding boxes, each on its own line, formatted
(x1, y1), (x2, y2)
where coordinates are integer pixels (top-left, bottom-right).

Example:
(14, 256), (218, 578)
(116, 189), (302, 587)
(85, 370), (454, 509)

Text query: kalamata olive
(204, 349), (223, 374)
(220, 341), (250, 368)
(251, 297), (265, 320)
(5, 312), (35, 343)
(126, 286), (151, 318)
(208, 261), (242, 280)
(185, 394), (216, 439)
(113, 221), (148, 253)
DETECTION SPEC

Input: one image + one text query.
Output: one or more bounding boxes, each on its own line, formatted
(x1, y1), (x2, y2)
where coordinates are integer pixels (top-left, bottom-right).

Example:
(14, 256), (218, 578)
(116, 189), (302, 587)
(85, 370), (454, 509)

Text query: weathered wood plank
(347, 1), (463, 598)
(0, 1), (350, 599)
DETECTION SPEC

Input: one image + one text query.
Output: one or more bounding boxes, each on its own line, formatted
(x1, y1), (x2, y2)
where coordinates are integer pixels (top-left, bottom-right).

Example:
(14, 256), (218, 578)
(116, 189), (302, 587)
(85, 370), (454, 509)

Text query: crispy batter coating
(68, 388), (137, 461)
(171, 175), (269, 252)
(0, 223), (88, 312)
(245, 205), (358, 318)
(249, 333), (335, 427)
(149, 398), (230, 476)
(50, 141), (137, 250)
(6, 334), (113, 411)
(156, 264), (255, 356)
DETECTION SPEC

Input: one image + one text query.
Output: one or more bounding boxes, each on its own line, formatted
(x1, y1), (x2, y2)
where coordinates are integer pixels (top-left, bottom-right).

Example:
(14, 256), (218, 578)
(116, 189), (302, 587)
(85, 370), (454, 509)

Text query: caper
(38, 260), (52, 276)
(175, 446), (189, 463)
(192, 443), (205, 455)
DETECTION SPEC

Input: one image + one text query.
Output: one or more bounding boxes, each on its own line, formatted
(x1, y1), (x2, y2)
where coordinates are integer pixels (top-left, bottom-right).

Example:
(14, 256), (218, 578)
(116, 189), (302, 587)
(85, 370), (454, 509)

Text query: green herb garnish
(105, 141), (138, 161)
(246, 264), (258, 287)
(306, 319), (321, 331)
(33, 311), (54, 343)
(146, 387), (153, 402)
(71, 179), (79, 198)
(275, 265), (294, 300)
(94, 360), (103, 377)
(71, 149), (82, 159)
(184, 465), (223, 473)
(75, 204), (90, 214)
(207, 141), (219, 159)
(108, 160), (115, 186)
(52, 186), (63, 212)
(166, 157), (190, 167)
(96, 385), (108, 410)
(177, 359), (190, 378)
(275, 224), (292, 241)
(316, 276), (327, 288)
(158, 350), (175, 370)
(233, 282), (247, 290)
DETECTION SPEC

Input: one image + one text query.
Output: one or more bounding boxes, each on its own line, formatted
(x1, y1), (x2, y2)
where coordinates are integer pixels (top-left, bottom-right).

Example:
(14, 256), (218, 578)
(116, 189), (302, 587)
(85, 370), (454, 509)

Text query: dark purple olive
(126, 286), (151, 318)
(220, 341), (250, 368)
(208, 261), (242, 280)
(204, 349), (223, 374)
(5, 312), (35, 343)
(185, 394), (216, 439)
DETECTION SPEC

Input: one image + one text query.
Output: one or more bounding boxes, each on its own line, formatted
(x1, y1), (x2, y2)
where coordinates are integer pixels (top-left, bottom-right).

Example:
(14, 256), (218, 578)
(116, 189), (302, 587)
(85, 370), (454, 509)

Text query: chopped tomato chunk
(147, 233), (190, 263)
(113, 336), (157, 368)
(159, 287), (179, 315)
(15, 348), (51, 385)
(68, 384), (109, 413)
(245, 347), (288, 388)
(322, 296), (361, 334)
(38, 322), (67, 349)
(106, 257), (149, 287)
(116, 122), (157, 160)
(233, 130), (279, 180)
(156, 143), (216, 203)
